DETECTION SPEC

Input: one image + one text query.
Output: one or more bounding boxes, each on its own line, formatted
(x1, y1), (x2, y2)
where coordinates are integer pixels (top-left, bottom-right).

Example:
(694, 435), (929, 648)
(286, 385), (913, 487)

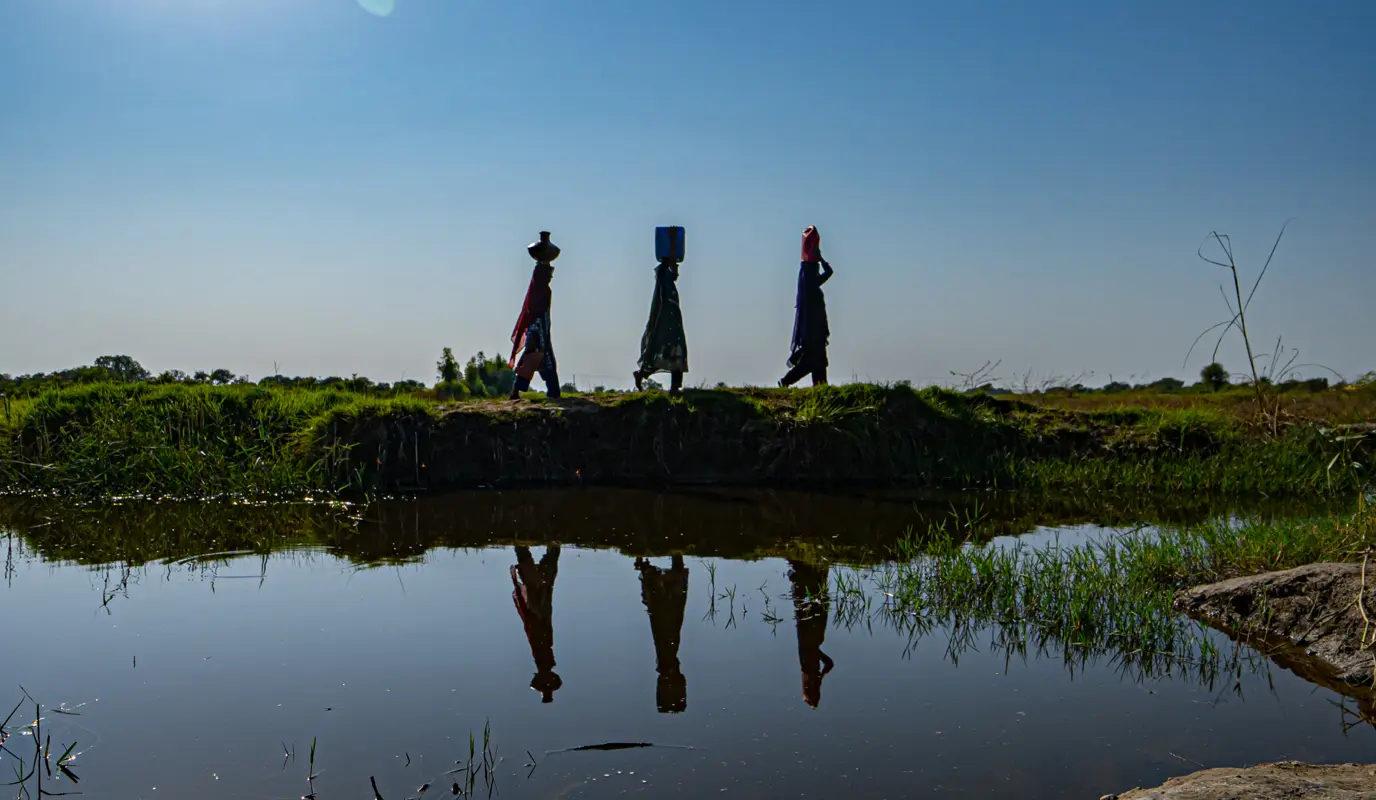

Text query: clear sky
(2, 0), (1372, 389)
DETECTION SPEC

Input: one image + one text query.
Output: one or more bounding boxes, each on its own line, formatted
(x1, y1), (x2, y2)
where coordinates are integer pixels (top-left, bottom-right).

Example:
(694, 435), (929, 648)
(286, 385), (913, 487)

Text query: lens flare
(356, 0), (395, 17)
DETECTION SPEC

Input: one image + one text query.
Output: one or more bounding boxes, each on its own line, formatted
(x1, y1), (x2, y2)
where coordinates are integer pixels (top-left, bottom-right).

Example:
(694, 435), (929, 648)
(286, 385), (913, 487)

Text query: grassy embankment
(0, 381), (1372, 499)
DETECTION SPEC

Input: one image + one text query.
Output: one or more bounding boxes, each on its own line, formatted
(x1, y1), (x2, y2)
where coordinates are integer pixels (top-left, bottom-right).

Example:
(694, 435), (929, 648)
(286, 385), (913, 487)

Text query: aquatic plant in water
(0, 692), (85, 798)
(831, 507), (1376, 686)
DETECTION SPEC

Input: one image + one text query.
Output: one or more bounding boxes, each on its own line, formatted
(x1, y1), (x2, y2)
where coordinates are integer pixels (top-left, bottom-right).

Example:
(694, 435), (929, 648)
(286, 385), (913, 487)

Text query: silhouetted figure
(779, 226), (834, 387)
(635, 555), (689, 713)
(511, 545), (562, 702)
(509, 232), (562, 400)
(788, 559), (834, 709)
(634, 227), (689, 393)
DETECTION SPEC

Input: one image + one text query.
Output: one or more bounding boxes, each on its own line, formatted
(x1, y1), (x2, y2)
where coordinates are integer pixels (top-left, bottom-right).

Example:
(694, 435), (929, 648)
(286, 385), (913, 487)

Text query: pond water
(0, 489), (1371, 799)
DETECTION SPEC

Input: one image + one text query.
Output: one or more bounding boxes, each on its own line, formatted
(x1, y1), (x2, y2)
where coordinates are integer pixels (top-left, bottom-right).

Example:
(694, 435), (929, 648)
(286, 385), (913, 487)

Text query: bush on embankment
(0, 382), (1369, 499)
(0, 382), (432, 497)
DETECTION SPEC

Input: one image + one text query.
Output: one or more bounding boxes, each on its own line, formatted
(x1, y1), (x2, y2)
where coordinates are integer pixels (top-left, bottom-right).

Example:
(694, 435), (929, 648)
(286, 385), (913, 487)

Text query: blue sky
(2, 0), (1372, 388)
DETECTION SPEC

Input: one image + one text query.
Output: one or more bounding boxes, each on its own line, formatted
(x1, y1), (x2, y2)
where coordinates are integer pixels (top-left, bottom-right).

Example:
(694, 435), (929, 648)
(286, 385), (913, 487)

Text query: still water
(0, 489), (1371, 799)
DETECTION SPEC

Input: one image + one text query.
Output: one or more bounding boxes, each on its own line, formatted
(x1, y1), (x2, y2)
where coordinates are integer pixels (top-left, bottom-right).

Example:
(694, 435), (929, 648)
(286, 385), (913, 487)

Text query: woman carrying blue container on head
(779, 225), (834, 387)
(633, 226), (689, 393)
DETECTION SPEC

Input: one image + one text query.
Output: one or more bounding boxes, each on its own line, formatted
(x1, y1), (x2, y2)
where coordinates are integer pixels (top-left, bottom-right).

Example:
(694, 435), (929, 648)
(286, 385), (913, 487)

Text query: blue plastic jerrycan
(655, 226), (685, 263)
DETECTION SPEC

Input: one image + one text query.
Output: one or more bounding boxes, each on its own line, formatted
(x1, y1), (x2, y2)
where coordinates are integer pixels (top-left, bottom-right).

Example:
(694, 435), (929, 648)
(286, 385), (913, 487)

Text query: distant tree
(1147, 377), (1185, 393)
(1102, 381), (1131, 393)
(714, 382), (727, 389)
(192, 371), (211, 383)
(344, 374), (375, 393)
(436, 380), (471, 400)
(463, 350), (516, 397)
(393, 379), (426, 393)
(560, 382), (578, 395)
(153, 369), (189, 384)
(1200, 362), (1229, 392)
(644, 378), (663, 391)
(94, 355), (150, 383)
(437, 347), (461, 384)
(209, 368), (235, 385)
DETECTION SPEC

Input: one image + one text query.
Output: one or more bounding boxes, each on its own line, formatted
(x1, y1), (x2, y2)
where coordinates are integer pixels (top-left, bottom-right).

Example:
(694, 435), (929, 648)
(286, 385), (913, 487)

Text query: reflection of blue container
(655, 226), (685, 263)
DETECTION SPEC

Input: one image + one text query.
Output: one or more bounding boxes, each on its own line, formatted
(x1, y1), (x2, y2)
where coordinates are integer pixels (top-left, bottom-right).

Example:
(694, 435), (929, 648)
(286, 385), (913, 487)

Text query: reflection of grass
(0, 490), (1357, 576)
(832, 507), (1376, 683)
(285, 720), (502, 800)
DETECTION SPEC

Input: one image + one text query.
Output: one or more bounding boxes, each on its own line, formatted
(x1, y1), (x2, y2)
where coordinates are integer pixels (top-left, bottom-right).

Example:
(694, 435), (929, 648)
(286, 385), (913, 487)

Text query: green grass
(1, 382), (1370, 499)
(0, 383), (433, 498)
(1012, 381), (1376, 424)
(835, 505), (1375, 681)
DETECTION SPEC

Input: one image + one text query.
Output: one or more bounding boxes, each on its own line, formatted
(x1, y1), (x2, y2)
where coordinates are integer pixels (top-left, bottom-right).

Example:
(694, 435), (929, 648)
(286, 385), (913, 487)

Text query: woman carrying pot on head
(779, 225), (834, 388)
(508, 231), (562, 400)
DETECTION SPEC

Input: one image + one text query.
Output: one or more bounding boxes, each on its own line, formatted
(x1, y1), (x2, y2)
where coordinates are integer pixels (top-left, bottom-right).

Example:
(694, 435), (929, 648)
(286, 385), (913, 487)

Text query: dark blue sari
(787, 261), (831, 371)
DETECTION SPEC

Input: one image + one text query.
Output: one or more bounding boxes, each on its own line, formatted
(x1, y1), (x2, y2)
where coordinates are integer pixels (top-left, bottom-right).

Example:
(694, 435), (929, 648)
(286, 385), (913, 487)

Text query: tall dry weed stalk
(1187, 222), (1293, 433)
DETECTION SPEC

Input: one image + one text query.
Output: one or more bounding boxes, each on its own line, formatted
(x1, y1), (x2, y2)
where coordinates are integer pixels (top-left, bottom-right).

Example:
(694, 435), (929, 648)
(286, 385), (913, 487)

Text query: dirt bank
(301, 387), (1343, 494)
(1103, 761), (1376, 799)
(1174, 562), (1376, 687)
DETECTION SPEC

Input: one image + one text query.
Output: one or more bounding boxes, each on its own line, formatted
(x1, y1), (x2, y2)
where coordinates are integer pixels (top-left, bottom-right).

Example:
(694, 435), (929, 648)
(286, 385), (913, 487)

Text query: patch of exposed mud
(1103, 761), (1376, 799)
(1174, 563), (1376, 687)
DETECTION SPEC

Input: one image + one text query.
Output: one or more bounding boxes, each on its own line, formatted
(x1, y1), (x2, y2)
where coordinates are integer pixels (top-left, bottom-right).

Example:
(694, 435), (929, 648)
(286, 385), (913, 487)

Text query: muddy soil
(311, 385), (1290, 493)
(1174, 562), (1376, 686)
(1103, 761), (1376, 799)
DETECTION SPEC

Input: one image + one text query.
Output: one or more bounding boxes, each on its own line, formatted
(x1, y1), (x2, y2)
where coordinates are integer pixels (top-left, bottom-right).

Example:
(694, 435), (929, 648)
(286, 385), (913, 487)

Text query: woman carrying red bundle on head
(779, 225), (835, 387)
(508, 231), (563, 400)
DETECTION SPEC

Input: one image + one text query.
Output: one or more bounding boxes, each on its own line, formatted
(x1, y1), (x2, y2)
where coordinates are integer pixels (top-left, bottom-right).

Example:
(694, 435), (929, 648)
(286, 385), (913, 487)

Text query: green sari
(637, 261), (689, 376)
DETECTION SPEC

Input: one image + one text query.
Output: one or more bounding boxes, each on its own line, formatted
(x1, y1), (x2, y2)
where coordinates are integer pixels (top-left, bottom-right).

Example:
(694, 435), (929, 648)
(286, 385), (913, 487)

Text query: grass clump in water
(840, 506), (1376, 679)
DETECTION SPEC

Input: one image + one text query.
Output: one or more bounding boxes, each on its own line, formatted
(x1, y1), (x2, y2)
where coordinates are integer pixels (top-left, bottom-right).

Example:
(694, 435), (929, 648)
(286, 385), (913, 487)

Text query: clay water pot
(527, 231), (561, 264)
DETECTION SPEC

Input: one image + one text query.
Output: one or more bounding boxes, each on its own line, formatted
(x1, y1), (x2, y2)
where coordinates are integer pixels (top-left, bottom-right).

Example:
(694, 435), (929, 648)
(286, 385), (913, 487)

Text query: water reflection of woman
(511, 545), (562, 702)
(788, 559), (834, 709)
(636, 555), (689, 713)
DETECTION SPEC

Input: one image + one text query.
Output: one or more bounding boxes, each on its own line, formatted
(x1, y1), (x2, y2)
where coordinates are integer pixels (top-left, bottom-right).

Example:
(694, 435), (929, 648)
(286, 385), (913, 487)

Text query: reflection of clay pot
(527, 231), (561, 264)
